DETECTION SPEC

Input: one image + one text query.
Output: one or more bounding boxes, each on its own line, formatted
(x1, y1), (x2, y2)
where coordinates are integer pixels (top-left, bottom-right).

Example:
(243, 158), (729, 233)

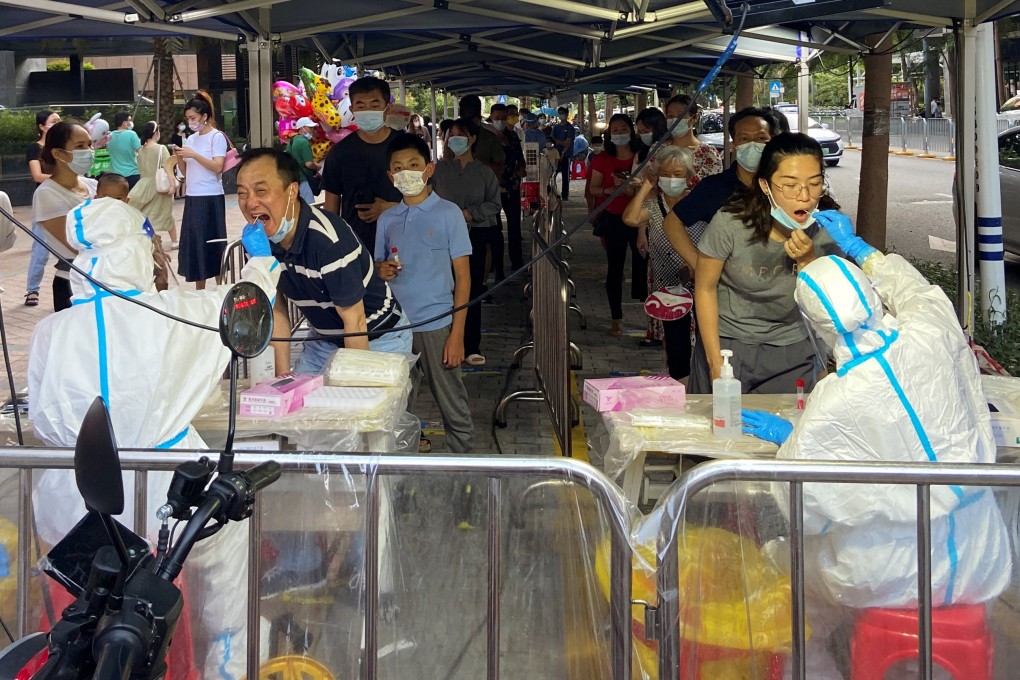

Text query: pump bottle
(713, 349), (742, 438)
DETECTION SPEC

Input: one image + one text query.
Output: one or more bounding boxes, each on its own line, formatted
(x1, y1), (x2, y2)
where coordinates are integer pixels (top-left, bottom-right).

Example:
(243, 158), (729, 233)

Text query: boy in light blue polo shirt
(375, 133), (474, 454)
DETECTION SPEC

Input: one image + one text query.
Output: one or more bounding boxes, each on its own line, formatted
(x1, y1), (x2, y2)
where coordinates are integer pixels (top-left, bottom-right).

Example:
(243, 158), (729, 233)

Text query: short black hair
(728, 106), (782, 139)
(387, 132), (431, 164)
(439, 118), (455, 134)
(459, 95), (482, 117)
(236, 147), (302, 187)
(557, 106), (569, 115)
(113, 111), (132, 128)
(490, 103), (508, 114)
(96, 172), (129, 194)
(766, 107), (792, 133)
(349, 76), (390, 103)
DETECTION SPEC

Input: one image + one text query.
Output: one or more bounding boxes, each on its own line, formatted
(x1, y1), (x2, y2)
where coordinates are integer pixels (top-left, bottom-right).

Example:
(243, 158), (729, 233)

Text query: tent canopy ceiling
(0, 0), (1017, 92)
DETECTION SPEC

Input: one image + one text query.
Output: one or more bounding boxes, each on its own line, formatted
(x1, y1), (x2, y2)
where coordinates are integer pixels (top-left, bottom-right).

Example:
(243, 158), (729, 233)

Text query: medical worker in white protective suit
(741, 210), (1010, 677)
(29, 197), (280, 680)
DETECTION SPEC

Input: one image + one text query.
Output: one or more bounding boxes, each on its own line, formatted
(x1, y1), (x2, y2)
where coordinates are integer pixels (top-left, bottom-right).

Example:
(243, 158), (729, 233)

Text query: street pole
(797, 32), (810, 132)
(974, 22), (1007, 326)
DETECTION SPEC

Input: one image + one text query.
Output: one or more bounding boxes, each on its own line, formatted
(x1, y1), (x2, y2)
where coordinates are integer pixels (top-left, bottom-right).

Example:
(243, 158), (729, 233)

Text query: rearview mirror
(219, 281), (273, 359)
(74, 397), (124, 515)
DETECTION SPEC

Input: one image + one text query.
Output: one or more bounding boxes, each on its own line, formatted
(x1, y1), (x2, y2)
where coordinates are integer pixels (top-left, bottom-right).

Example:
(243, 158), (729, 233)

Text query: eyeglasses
(770, 180), (826, 200)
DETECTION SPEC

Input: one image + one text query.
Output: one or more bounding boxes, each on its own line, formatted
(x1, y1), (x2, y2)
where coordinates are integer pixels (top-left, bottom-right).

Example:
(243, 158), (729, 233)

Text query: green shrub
(913, 259), (1020, 375)
(46, 61), (95, 71)
(0, 111), (40, 147)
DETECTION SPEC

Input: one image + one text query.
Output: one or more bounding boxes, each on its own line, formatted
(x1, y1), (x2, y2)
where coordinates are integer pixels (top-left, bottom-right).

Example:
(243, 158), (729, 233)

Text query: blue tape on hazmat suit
(780, 253), (1010, 608)
(29, 197), (280, 680)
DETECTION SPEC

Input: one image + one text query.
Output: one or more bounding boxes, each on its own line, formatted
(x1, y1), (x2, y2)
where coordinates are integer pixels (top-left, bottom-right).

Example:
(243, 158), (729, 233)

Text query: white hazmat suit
(29, 197), (280, 679)
(784, 252), (1010, 608)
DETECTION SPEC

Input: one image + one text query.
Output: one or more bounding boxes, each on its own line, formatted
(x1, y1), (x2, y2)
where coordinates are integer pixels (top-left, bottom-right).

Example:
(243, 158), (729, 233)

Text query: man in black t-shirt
(321, 76), (403, 248)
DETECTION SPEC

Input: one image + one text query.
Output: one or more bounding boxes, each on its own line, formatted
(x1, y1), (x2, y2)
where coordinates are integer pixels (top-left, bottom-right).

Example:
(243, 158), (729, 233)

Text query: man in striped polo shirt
(236, 148), (411, 374)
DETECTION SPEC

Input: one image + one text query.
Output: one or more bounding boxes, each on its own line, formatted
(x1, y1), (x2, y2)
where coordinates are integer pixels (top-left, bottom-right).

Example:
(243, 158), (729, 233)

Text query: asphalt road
(826, 148), (1020, 292)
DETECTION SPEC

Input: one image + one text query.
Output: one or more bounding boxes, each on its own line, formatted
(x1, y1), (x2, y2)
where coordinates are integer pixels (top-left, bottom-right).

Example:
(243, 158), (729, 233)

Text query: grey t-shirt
(699, 210), (841, 346)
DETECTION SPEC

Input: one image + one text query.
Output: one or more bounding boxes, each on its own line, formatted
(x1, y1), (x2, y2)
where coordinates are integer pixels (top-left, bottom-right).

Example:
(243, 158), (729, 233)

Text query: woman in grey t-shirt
(692, 133), (843, 394)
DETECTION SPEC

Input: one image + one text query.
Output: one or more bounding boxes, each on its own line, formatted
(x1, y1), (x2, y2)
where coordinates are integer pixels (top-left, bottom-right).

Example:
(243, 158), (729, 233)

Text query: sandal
(24, 291), (39, 307)
(465, 353), (486, 366)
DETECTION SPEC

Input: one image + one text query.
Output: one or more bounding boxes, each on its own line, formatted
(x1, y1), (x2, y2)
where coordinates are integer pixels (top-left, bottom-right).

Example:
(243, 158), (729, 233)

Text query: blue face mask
(668, 118), (690, 138)
(447, 135), (470, 156)
(735, 141), (766, 172)
(302, 132), (313, 140)
(764, 184), (818, 231)
(268, 192), (296, 244)
(356, 109), (386, 133)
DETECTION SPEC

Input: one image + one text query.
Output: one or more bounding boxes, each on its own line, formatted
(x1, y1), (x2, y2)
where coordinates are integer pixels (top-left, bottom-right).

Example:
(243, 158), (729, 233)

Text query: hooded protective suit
(782, 253), (1010, 608)
(29, 197), (280, 679)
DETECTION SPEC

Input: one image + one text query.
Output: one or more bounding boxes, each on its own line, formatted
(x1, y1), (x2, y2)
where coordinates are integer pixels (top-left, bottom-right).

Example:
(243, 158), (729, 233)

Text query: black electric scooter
(0, 280), (279, 680)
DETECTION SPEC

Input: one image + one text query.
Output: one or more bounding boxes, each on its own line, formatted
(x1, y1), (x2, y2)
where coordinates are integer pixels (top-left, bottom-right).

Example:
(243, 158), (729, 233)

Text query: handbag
(306, 171), (322, 197)
(644, 285), (694, 321)
(154, 145), (178, 195)
(219, 132), (242, 173)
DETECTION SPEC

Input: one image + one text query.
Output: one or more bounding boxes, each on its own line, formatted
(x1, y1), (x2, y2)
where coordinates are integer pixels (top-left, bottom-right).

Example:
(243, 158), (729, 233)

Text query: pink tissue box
(240, 373), (323, 418)
(582, 375), (686, 412)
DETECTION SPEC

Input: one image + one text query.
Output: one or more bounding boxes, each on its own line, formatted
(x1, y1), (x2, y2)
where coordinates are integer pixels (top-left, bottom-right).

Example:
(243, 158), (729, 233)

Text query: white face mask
(668, 118), (690, 137)
(763, 184), (818, 231)
(356, 110), (386, 132)
(63, 148), (95, 176)
(639, 132), (654, 145)
(610, 133), (631, 147)
(658, 176), (688, 197)
(127, 121), (134, 130)
(268, 192), (296, 244)
(491, 120), (506, 131)
(178, 124), (186, 132)
(188, 119), (205, 132)
(735, 141), (766, 172)
(393, 170), (427, 197)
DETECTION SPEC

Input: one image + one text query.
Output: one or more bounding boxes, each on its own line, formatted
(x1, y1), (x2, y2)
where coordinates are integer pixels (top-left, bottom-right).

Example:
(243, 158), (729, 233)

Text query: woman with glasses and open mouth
(690, 132), (844, 394)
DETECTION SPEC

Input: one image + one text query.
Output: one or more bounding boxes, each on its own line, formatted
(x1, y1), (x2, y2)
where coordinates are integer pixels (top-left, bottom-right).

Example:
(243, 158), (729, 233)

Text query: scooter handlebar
(240, 460), (281, 494)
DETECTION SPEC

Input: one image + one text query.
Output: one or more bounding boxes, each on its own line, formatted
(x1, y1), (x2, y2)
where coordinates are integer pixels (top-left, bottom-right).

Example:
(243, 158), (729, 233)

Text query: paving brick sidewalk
(0, 184), (669, 457)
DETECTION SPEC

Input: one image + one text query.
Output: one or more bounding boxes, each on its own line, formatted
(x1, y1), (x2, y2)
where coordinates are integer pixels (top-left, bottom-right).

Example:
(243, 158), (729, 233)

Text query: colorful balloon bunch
(272, 66), (361, 163)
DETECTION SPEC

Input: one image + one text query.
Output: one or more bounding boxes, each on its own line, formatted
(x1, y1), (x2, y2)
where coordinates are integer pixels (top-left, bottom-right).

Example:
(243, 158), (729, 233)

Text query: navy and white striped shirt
(271, 202), (401, 341)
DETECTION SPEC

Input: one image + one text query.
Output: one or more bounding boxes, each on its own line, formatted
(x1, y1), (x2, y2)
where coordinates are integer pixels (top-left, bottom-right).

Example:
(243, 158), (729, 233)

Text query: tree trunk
(604, 94), (613, 128)
(153, 37), (176, 144)
(736, 74), (753, 110)
(858, 33), (894, 250)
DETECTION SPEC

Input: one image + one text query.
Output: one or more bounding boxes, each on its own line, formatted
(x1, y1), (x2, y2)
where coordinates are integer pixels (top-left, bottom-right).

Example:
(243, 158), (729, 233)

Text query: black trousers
(466, 227), (501, 356)
(53, 275), (71, 312)
(557, 153), (571, 198)
(662, 313), (693, 380)
(500, 190), (524, 271)
(602, 214), (647, 320)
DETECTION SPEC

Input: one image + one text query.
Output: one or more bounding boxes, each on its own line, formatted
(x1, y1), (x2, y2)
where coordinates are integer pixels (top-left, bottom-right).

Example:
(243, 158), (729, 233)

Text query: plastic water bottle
(712, 349), (742, 438)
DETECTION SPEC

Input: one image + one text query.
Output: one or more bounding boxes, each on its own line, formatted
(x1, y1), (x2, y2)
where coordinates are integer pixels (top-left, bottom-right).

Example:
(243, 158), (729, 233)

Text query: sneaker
(170, 241), (180, 250)
(638, 338), (662, 349)
(259, 566), (327, 600)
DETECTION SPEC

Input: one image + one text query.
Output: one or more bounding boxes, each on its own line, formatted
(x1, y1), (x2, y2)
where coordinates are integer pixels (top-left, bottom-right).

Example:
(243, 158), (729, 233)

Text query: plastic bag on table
(326, 348), (411, 387)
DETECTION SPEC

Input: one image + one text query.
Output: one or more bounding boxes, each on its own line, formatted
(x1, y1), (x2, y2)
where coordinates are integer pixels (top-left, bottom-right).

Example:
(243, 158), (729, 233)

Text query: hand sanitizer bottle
(713, 349), (742, 438)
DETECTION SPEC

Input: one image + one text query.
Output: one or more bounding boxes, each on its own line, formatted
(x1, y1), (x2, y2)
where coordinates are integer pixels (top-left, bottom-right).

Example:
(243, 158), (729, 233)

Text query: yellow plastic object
(595, 527), (804, 678)
(0, 517), (17, 625)
(245, 655), (335, 680)
(311, 140), (331, 164)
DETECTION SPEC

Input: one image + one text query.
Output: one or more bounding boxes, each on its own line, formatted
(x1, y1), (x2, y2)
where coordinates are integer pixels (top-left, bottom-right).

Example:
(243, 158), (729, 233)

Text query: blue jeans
(294, 310), (413, 374)
(26, 222), (50, 293)
(298, 181), (314, 205)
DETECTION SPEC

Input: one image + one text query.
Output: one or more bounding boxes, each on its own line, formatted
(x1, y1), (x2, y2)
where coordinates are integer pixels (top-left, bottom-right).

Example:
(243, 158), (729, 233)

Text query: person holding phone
(588, 113), (648, 336)
(321, 76), (403, 248)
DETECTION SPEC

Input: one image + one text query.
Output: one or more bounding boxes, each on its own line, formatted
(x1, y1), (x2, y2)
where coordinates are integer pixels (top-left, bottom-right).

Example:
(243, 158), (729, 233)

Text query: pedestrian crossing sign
(769, 80), (783, 97)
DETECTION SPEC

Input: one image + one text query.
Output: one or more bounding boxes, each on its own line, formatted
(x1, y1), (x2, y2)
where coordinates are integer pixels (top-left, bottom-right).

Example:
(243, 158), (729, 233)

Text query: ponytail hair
(185, 90), (217, 128)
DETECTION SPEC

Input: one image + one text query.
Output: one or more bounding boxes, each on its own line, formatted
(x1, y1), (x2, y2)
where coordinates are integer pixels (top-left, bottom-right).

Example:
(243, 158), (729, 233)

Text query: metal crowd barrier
(496, 198), (579, 455)
(3, 449), (634, 680)
(649, 458), (1020, 680)
(218, 238), (304, 335)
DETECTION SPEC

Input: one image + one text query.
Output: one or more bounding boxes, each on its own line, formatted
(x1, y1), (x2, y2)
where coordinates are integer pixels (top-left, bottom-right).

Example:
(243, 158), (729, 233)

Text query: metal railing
(650, 458), (1020, 680)
(2, 449), (634, 680)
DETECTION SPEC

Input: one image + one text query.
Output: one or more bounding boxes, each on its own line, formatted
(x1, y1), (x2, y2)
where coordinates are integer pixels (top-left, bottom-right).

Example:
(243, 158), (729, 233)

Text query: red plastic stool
(850, 605), (993, 680)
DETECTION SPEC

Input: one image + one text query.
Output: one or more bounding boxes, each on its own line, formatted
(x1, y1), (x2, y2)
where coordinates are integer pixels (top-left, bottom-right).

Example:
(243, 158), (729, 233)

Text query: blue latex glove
(741, 409), (793, 446)
(241, 223), (272, 258)
(814, 210), (876, 265)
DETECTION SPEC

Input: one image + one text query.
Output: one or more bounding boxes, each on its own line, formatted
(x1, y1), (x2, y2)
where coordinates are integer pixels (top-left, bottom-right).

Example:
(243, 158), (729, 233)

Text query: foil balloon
(300, 67), (343, 130)
(84, 114), (111, 148)
(277, 117), (297, 143)
(332, 77), (355, 103)
(311, 140), (331, 164)
(324, 127), (353, 144)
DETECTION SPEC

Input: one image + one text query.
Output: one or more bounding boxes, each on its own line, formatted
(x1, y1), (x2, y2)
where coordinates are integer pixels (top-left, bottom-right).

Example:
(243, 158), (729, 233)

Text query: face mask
(127, 121), (134, 130)
(188, 119), (205, 132)
(178, 124), (186, 132)
(64, 148), (94, 176)
(639, 132), (654, 145)
(447, 135), (470, 156)
(537, 118), (546, 125)
(610, 133), (631, 147)
(658, 177), (688, 197)
(508, 116), (519, 126)
(393, 170), (427, 197)
(302, 132), (313, 140)
(764, 185), (818, 231)
(669, 118), (690, 138)
(735, 141), (766, 172)
(356, 110), (386, 132)
(269, 192), (296, 244)
(491, 120), (506, 131)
